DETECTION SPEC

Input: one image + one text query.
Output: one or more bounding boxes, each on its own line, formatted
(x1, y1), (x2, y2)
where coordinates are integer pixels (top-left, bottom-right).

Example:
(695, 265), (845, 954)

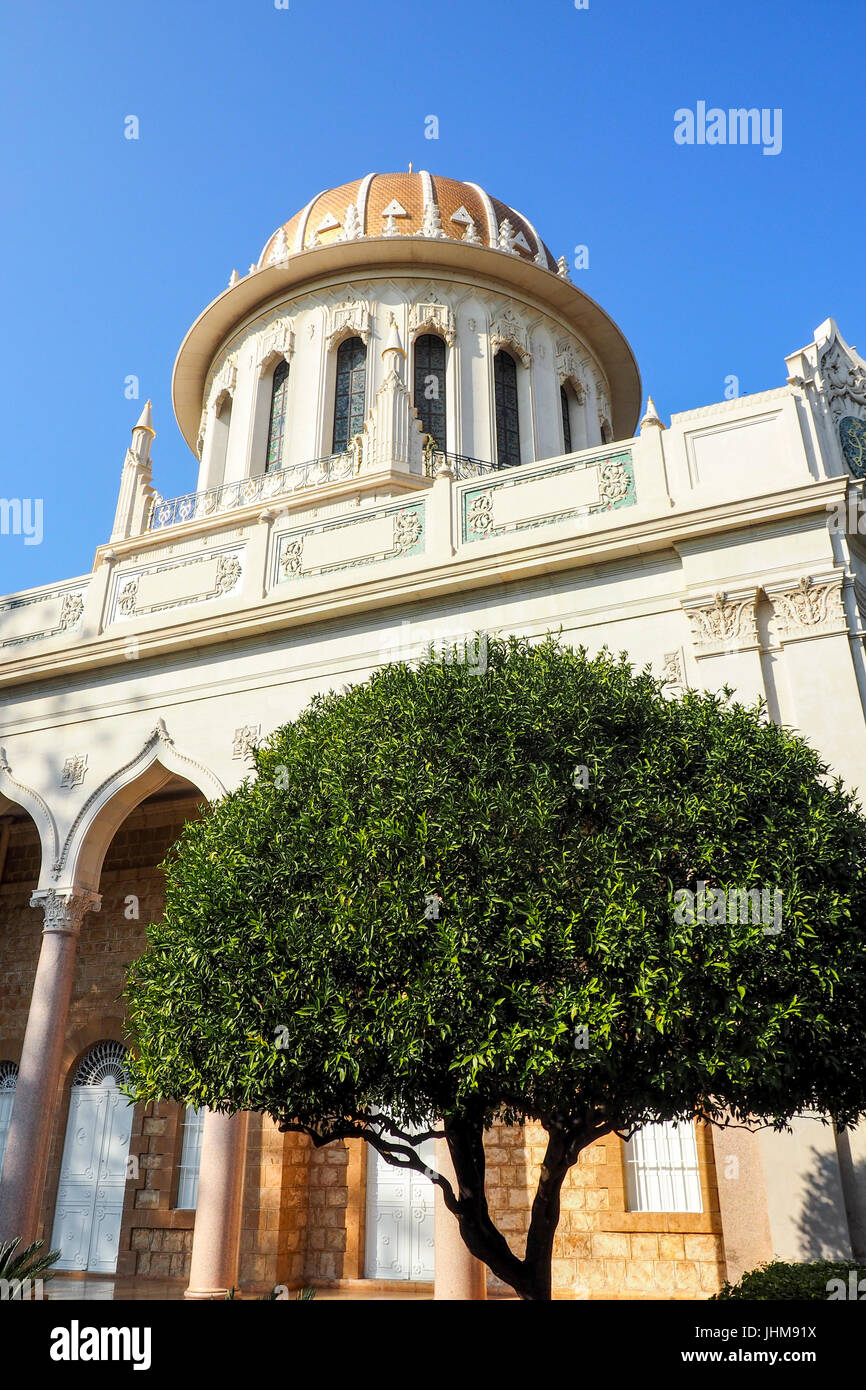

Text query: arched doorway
(51, 1041), (133, 1273)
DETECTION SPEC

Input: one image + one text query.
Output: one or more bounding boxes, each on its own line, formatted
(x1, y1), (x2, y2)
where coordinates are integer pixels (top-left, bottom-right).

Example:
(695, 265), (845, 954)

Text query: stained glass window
(413, 334), (447, 450)
(333, 337), (367, 453)
(840, 416), (866, 479)
(560, 385), (573, 454)
(494, 350), (520, 468)
(265, 359), (290, 472)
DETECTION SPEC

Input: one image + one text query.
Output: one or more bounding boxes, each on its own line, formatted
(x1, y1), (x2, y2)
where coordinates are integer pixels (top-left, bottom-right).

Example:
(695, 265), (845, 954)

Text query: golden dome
(258, 171), (557, 269)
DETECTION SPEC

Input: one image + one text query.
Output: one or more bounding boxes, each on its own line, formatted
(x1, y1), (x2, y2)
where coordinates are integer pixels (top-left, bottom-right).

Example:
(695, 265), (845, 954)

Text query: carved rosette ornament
(767, 574), (847, 641)
(60, 754), (88, 789)
(31, 887), (101, 936)
(467, 491), (494, 534)
(281, 538), (303, 578)
(232, 724), (261, 760)
(215, 554), (242, 594)
(117, 578), (140, 615)
(59, 593), (85, 629)
(393, 509), (422, 553)
(598, 458), (630, 507)
(683, 590), (759, 654)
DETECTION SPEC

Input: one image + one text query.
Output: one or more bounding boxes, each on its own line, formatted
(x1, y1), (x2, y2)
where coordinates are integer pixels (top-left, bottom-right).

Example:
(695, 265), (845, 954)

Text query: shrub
(712, 1258), (865, 1300)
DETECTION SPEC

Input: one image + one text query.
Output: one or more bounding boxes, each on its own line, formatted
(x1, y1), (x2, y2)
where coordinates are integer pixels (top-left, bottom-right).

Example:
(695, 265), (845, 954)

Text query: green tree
(126, 638), (866, 1300)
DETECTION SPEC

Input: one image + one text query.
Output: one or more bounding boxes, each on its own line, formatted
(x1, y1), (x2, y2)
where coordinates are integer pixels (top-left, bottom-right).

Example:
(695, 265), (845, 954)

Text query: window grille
(625, 1121), (703, 1212)
(73, 1041), (130, 1088)
(176, 1106), (206, 1209)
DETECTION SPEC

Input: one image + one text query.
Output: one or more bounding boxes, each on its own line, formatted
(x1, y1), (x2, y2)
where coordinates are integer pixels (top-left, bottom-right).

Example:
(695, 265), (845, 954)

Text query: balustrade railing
(146, 445), (508, 532)
(147, 448), (361, 530)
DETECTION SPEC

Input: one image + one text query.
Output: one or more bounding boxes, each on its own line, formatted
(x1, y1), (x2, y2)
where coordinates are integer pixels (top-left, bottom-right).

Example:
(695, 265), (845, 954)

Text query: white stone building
(1, 170), (865, 1298)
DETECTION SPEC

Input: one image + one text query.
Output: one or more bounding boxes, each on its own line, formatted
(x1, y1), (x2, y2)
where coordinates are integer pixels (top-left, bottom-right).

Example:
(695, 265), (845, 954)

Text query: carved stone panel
(327, 296), (371, 349)
(275, 502), (425, 584)
(0, 584), (88, 649)
(766, 574), (847, 641)
(461, 451), (635, 544)
(682, 590), (759, 655)
(111, 549), (244, 622)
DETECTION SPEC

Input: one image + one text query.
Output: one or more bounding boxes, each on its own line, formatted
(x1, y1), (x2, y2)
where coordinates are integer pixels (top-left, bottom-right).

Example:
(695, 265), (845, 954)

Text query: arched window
(333, 337), (367, 453)
(265, 359), (290, 472)
(413, 334), (447, 450)
(73, 1040), (131, 1087)
(560, 385), (573, 454)
(625, 1121), (702, 1212)
(493, 350), (520, 468)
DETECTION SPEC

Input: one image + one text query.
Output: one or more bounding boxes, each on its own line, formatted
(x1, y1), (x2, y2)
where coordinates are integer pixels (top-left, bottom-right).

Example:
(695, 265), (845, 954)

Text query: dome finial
(133, 399), (154, 436)
(408, 161), (413, 173)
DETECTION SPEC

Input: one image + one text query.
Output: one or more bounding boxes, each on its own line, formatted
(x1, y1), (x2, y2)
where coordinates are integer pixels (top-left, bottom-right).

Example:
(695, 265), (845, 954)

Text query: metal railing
(423, 449), (500, 480)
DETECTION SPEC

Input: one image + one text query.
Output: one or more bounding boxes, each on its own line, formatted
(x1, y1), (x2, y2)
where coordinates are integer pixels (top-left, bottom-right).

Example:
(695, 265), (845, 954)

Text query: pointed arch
(0, 747), (59, 872)
(51, 720), (225, 890)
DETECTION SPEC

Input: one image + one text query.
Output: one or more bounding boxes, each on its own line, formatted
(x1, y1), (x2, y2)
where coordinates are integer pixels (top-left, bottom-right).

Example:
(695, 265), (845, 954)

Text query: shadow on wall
(796, 1138), (866, 1262)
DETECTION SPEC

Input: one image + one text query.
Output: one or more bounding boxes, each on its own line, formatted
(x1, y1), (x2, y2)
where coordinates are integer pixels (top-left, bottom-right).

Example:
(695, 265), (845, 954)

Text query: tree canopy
(126, 637), (866, 1299)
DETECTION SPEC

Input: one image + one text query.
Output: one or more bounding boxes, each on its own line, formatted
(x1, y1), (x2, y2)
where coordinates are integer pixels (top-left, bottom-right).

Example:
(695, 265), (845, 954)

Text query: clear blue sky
(1, 0), (863, 597)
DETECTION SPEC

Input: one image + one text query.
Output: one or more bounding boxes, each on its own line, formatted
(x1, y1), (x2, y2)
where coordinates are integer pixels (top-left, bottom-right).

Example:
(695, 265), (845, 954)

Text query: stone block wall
(483, 1118), (724, 1299)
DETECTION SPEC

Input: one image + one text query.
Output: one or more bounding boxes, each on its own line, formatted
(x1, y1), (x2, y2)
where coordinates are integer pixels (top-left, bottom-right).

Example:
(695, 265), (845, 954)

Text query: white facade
(2, 171), (866, 1277)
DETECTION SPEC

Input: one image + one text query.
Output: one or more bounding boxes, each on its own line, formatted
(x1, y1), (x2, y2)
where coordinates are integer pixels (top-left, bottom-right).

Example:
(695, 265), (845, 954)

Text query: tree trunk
(442, 1115), (592, 1301)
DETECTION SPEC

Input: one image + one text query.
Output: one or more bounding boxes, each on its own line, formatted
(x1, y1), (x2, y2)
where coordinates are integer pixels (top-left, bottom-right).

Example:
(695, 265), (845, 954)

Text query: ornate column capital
(764, 572), (848, 642)
(30, 887), (101, 935)
(682, 587), (760, 656)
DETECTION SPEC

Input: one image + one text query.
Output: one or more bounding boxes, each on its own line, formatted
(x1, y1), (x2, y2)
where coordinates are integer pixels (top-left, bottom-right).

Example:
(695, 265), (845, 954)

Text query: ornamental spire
(639, 397), (665, 431)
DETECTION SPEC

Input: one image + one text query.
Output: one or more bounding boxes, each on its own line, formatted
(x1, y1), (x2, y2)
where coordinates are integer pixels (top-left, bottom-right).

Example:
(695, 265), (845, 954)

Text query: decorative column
(185, 1109), (249, 1298)
(433, 1134), (487, 1300)
(711, 1125), (773, 1284)
(0, 887), (100, 1244)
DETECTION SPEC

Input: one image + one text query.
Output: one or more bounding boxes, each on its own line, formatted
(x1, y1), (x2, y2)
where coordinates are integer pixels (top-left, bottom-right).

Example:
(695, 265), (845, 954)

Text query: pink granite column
(185, 1109), (249, 1298)
(433, 1134), (487, 1300)
(0, 887), (100, 1244)
(711, 1124), (774, 1283)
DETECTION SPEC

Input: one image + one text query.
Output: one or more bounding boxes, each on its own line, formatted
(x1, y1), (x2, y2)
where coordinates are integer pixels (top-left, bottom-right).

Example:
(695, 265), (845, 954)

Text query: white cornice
(0, 477), (845, 693)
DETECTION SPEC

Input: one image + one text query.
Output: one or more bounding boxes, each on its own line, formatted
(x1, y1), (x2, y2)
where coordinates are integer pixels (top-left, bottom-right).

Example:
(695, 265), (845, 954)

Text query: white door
(51, 1076), (133, 1273)
(0, 1073), (16, 1177)
(365, 1138), (435, 1280)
